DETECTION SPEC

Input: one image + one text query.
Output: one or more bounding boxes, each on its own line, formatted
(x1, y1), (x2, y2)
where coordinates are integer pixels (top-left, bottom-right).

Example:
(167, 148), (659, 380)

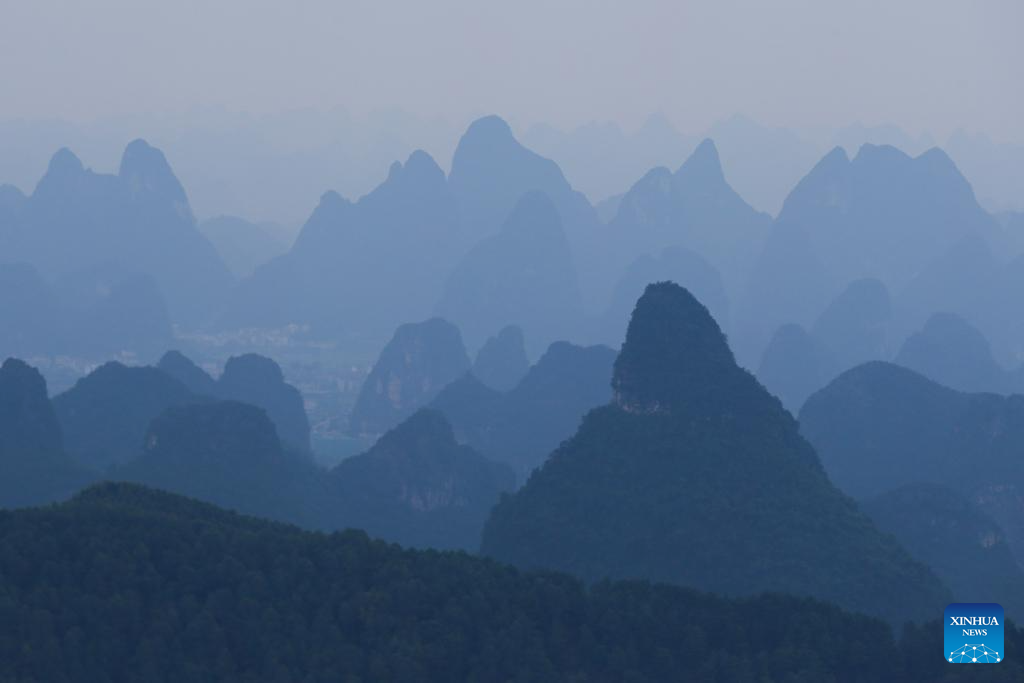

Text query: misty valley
(1, 6), (1023, 677)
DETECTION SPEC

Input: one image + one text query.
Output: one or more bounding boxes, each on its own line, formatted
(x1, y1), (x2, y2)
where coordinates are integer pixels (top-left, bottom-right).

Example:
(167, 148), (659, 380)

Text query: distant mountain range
(0, 261), (174, 363)
(0, 140), (231, 328)
(894, 312), (1023, 394)
(605, 138), (770, 301)
(54, 351), (311, 469)
(470, 324), (529, 392)
(5, 107), (1024, 681)
(757, 278), (892, 412)
(217, 115), (782, 350)
(527, 115), (1024, 218)
(4, 111), (1021, 226)
(436, 191), (585, 353)
(6, 281), (1024, 629)
(801, 361), (1024, 567)
(735, 143), (1008, 365)
(220, 150), (467, 338)
(432, 340), (615, 481)
(199, 214), (291, 279)
(4, 116), (1021, 386)
(2, 351), (514, 551)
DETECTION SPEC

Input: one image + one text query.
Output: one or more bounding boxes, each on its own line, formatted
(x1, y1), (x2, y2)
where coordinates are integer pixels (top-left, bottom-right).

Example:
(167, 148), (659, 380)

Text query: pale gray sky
(1, 0), (1021, 142)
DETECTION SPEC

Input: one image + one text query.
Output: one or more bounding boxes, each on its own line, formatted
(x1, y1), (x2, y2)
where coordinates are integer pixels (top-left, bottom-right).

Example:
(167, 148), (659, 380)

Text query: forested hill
(2, 483), (1012, 683)
(481, 283), (949, 625)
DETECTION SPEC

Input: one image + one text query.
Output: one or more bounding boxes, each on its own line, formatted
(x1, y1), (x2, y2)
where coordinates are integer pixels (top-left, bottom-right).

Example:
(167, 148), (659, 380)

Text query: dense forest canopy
(1, 483), (1020, 683)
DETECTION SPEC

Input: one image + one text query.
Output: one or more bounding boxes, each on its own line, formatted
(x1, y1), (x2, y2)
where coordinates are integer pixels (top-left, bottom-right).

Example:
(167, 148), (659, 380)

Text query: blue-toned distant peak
(384, 149), (446, 188)
(500, 191), (561, 236)
(118, 139), (188, 203)
(33, 147), (87, 197)
(461, 114), (515, 143)
(850, 142), (911, 167)
(47, 147), (85, 176)
(675, 138), (724, 183)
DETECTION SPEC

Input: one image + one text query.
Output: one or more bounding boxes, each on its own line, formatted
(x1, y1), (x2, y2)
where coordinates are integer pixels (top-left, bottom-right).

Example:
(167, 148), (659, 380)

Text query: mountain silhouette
(157, 350), (310, 453)
(800, 361), (1024, 562)
(428, 372), (504, 443)
(0, 358), (93, 507)
(520, 115), (699, 209)
(157, 350), (219, 395)
(482, 282), (949, 624)
(329, 409), (515, 550)
(199, 214), (290, 279)
(894, 312), (1019, 394)
(448, 115), (599, 241)
(117, 401), (325, 527)
(436, 191), (584, 354)
(895, 234), (1004, 355)
(0, 481), (923, 681)
(0, 184), (27, 244)
(733, 221), (828, 365)
(433, 341), (615, 480)
(994, 252), (1024, 364)
(218, 353), (311, 454)
(349, 318), (470, 435)
(862, 482), (1024, 618)
(757, 323), (839, 414)
(757, 278), (891, 412)
(3, 141), (231, 327)
(0, 261), (176, 362)
(222, 150), (466, 339)
(471, 325), (529, 392)
(447, 116), (607, 303)
(736, 144), (999, 365)
(75, 272), (175, 360)
(599, 246), (729, 346)
(777, 144), (1000, 289)
(0, 262), (64, 358)
(53, 362), (200, 471)
(117, 400), (510, 543)
(606, 138), (770, 296)
(811, 278), (892, 369)
(449, 116), (581, 235)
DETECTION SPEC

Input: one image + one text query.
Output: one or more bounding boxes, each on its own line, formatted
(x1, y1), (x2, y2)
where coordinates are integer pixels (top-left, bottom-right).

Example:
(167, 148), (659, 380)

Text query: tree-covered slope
(482, 282), (950, 625)
(800, 360), (1024, 566)
(0, 482), (962, 683)
(432, 341), (615, 479)
(329, 409), (515, 550)
(52, 362), (200, 471)
(114, 401), (328, 529)
(157, 350), (312, 455)
(861, 482), (1024, 619)
(0, 359), (94, 508)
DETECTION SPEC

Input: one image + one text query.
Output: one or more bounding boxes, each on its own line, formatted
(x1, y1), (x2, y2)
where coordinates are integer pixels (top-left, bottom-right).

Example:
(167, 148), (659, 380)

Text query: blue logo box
(945, 603), (1003, 663)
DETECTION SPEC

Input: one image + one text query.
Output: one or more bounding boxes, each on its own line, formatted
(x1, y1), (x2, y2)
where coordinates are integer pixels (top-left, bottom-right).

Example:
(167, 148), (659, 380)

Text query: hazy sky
(2, 0), (1021, 141)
